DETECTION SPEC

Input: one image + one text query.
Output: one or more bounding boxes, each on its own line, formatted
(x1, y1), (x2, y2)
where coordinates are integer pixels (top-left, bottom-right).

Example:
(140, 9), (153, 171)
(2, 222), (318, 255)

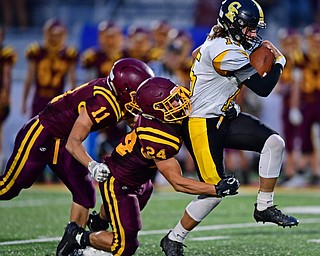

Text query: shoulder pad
(1, 46), (18, 64)
(65, 46), (79, 59)
(80, 48), (96, 65)
(25, 42), (41, 57)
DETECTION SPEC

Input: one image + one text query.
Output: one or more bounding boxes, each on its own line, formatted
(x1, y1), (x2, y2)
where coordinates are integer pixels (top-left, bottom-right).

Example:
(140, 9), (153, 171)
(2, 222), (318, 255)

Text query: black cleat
(69, 249), (84, 256)
(56, 222), (84, 256)
(87, 210), (109, 231)
(160, 231), (185, 256)
(253, 203), (299, 228)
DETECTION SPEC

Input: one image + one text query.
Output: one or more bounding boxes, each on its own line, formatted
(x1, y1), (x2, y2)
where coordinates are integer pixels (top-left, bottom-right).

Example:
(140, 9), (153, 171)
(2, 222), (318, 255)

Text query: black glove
(225, 103), (240, 120)
(215, 175), (240, 197)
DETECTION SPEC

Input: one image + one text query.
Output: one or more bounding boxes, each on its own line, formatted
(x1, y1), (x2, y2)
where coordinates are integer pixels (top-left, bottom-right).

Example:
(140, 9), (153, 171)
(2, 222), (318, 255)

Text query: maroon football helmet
(133, 77), (191, 123)
(107, 58), (154, 109)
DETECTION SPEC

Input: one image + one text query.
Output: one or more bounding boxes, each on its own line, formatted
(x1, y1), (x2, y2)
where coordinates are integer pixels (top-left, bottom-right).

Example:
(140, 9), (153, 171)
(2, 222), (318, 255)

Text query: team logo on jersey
(225, 2), (242, 23)
(39, 147), (47, 152)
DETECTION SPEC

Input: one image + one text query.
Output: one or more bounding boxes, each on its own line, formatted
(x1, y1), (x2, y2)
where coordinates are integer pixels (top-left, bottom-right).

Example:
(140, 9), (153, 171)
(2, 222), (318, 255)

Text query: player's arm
(66, 106), (110, 182)
(288, 68), (303, 125)
(155, 158), (239, 197)
(0, 62), (13, 104)
(68, 62), (77, 89)
(242, 41), (286, 97)
(192, 46), (201, 59)
(21, 61), (36, 114)
(66, 106), (93, 167)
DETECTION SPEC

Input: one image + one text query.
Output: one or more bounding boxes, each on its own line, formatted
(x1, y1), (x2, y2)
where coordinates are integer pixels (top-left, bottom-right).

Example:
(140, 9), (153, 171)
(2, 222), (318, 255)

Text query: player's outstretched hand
(215, 175), (240, 197)
(88, 161), (110, 182)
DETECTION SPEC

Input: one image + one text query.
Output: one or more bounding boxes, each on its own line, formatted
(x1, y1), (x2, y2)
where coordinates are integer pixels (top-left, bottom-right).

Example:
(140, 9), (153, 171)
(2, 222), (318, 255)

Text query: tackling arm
(156, 157), (217, 196)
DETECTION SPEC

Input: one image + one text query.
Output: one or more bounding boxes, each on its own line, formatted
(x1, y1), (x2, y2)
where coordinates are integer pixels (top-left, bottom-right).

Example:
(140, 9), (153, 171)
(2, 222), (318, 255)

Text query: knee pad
(259, 134), (285, 178)
(186, 195), (222, 222)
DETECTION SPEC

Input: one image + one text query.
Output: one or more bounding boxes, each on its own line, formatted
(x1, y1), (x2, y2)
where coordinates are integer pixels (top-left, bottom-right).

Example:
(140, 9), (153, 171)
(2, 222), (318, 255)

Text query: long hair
(207, 24), (228, 40)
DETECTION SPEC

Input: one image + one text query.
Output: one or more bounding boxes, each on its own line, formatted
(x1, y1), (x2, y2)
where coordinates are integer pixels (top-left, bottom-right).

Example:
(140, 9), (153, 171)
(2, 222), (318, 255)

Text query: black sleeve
(242, 63), (283, 97)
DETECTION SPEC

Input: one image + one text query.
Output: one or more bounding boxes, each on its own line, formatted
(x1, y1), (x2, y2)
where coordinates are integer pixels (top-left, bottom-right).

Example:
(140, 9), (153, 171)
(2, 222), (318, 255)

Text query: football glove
(87, 161), (110, 182)
(215, 175), (240, 197)
(225, 103), (240, 120)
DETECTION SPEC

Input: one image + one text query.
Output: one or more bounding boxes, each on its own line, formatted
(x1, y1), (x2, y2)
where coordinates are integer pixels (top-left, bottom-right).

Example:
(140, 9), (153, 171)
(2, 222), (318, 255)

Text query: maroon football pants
(99, 177), (153, 255)
(0, 116), (95, 209)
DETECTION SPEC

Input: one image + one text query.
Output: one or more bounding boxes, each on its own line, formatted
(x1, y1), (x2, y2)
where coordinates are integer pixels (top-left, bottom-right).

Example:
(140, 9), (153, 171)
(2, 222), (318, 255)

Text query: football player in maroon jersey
(0, 26), (17, 167)
(80, 21), (125, 79)
(21, 18), (78, 118)
(0, 58), (154, 228)
(276, 28), (305, 187)
(56, 77), (240, 256)
(290, 23), (320, 186)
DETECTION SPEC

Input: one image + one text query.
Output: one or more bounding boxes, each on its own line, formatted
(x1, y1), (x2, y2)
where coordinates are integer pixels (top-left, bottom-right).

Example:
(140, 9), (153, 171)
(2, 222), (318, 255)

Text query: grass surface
(0, 185), (319, 255)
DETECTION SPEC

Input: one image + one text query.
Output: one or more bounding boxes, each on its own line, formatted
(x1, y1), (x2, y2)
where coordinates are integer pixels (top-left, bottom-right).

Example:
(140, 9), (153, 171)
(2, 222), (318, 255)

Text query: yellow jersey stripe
(138, 134), (180, 151)
(94, 86), (121, 120)
(136, 127), (180, 143)
(188, 118), (221, 184)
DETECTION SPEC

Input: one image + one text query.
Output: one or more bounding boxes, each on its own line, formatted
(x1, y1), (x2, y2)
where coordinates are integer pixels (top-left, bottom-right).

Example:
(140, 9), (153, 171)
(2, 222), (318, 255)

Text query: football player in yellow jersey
(160, 1), (299, 255)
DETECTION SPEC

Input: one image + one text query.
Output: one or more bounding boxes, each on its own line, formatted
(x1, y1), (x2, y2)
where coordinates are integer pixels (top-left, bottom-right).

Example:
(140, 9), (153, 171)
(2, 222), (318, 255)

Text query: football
(249, 42), (275, 77)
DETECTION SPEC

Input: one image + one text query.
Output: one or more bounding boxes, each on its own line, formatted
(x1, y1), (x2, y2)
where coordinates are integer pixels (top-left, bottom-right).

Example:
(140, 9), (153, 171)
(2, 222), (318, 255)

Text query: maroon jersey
(80, 47), (125, 77)
(278, 52), (304, 109)
(39, 78), (122, 138)
(104, 115), (183, 187)
(25, 42), (78, 115)
(299, 53), (320, 105)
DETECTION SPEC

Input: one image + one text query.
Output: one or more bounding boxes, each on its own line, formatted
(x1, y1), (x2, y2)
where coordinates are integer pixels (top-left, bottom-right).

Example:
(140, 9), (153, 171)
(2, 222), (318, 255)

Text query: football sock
(256, 191), (274, 211)
(76, 229), (92, 247)
(169, 221), (189, 243)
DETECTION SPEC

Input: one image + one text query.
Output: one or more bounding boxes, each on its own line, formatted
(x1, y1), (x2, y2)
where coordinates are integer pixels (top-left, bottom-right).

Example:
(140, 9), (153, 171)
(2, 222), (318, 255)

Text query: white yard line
(1, 218), (319, 246)
(189, 236), (230, 241)
(308, 239), (320, 244)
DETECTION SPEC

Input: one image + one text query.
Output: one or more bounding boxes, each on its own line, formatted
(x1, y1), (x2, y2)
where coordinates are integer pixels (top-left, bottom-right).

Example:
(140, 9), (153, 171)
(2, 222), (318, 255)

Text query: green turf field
(0, 185), (319, 256)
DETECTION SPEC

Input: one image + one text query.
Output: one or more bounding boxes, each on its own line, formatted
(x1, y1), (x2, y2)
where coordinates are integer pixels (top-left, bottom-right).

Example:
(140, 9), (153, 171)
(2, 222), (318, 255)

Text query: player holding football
(56, 77), (240, 256)
(159, 0), (299, 255)
(0, 58), (153, 228)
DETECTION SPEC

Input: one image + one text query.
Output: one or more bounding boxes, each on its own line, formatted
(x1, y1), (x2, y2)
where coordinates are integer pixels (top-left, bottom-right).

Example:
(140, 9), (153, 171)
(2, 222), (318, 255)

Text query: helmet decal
(225, 2), (242, 23)
(218, 0), (266, 50)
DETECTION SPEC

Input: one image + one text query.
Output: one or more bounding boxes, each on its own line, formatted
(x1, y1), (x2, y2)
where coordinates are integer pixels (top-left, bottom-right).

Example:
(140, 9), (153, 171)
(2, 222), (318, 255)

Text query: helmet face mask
(153, 86), (191, 123)
(124, 91), (140, 116)
(219, 0), (266, 50)
(133, 77), (191, 123)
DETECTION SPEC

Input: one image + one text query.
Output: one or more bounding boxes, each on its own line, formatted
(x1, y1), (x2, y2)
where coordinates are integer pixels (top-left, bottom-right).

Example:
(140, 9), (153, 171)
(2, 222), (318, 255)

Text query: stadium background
(1, 0), (319, 176)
